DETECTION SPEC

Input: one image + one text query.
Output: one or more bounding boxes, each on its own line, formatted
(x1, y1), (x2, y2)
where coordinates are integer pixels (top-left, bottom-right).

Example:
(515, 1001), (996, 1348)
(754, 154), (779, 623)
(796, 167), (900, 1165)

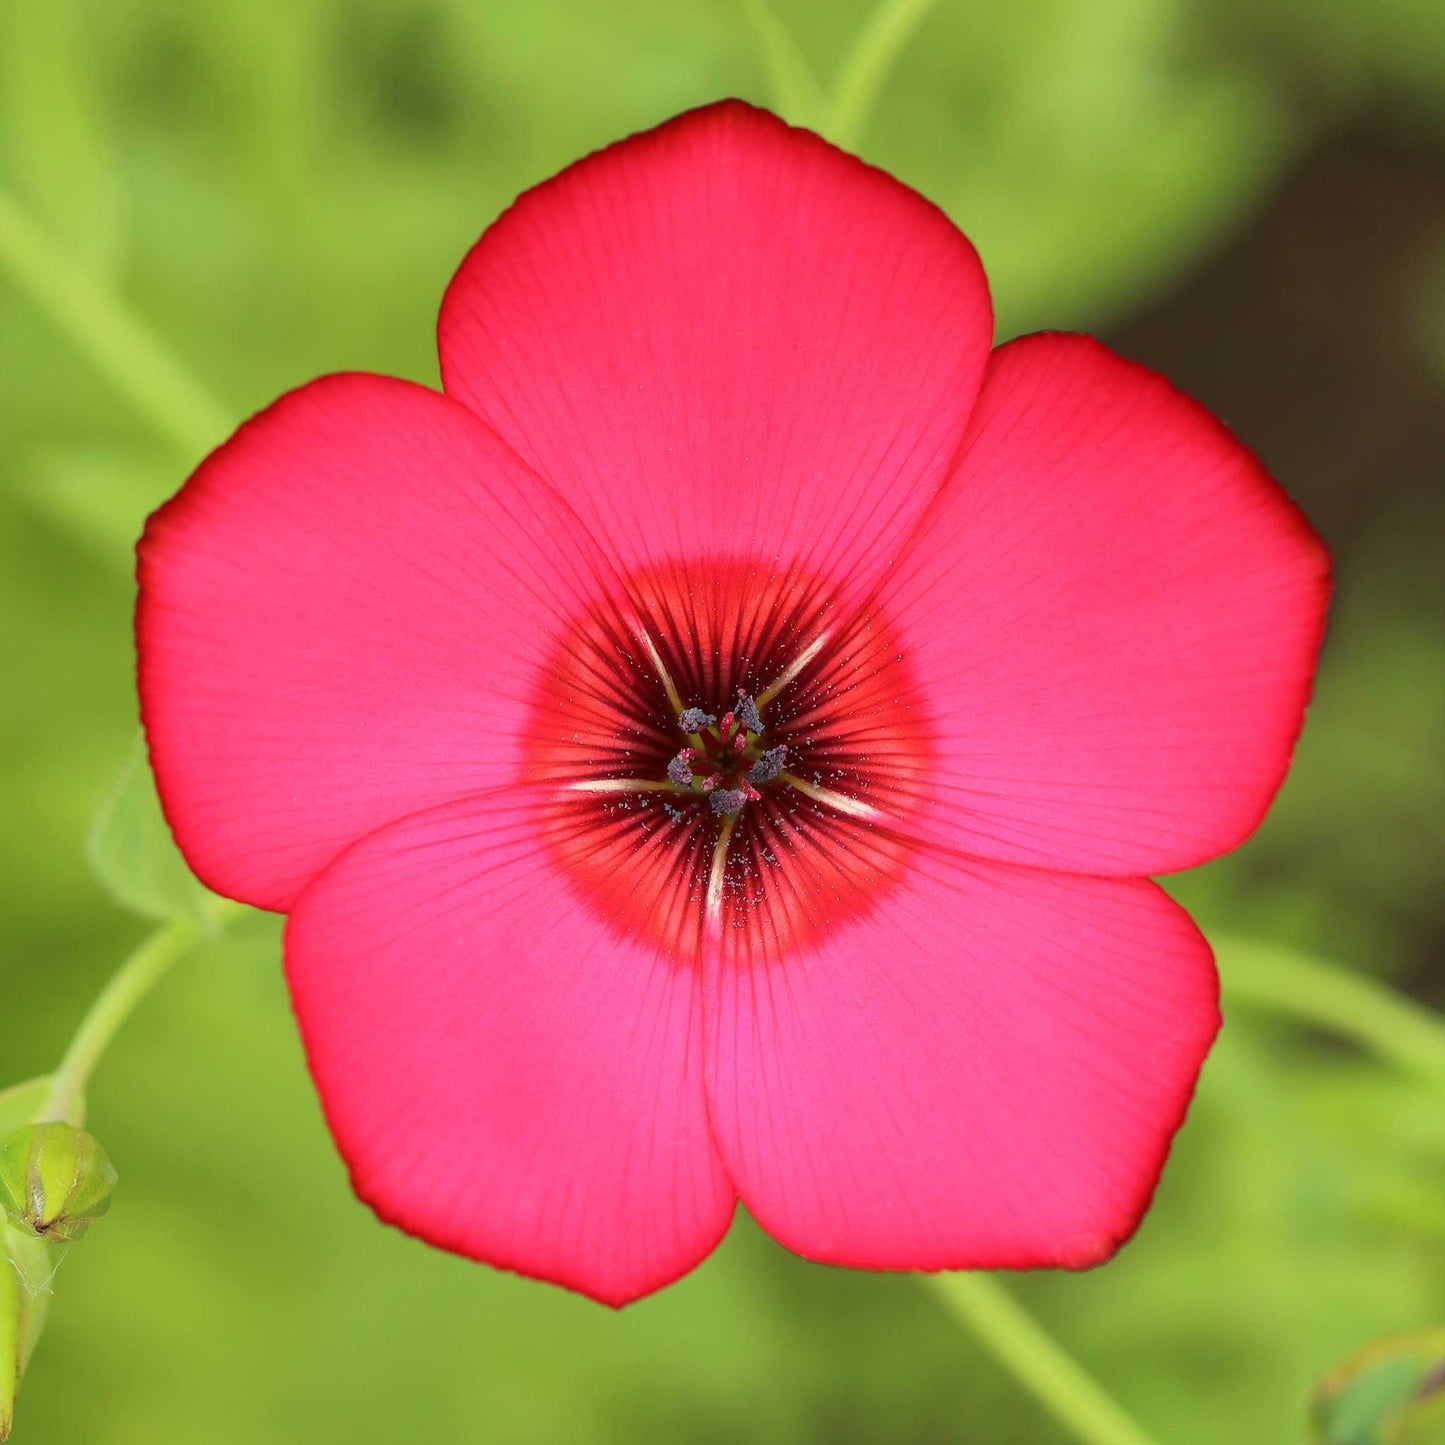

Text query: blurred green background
(2, 0), (1444, 1440)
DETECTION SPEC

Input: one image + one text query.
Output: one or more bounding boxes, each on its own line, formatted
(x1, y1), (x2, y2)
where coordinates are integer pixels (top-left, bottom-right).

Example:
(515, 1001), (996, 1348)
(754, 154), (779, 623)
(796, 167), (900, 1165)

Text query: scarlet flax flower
(138, 102), (1329, 1304)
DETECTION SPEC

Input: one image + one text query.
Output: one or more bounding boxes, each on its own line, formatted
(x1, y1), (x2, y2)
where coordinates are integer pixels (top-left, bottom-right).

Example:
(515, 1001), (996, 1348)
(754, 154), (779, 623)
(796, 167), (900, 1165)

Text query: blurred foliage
(1309, 1328), (1445, 1444)
(86, 737), (211, 924)
(1, 0), (1444, 1441)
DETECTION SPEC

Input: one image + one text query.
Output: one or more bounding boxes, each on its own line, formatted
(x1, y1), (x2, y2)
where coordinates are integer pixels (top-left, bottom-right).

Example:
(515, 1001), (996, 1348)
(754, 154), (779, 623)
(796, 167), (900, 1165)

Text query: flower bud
(0, 1124), (117, 1243)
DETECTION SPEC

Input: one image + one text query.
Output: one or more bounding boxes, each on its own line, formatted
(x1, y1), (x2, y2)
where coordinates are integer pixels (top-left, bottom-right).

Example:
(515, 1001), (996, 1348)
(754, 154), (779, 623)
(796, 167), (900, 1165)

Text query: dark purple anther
(748, 746), (788, 785)
(708, 788), (750, 815)
(678, 707), (716, 733)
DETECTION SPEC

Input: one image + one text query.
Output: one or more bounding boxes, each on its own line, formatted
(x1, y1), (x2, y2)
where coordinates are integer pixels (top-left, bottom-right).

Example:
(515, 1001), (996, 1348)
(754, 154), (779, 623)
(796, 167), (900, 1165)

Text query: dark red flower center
(523, 558), (931, 965)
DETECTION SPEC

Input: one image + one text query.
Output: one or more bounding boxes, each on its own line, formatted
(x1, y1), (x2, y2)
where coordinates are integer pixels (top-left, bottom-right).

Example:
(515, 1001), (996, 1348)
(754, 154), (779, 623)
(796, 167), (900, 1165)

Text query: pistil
(665, 688), (781, 810)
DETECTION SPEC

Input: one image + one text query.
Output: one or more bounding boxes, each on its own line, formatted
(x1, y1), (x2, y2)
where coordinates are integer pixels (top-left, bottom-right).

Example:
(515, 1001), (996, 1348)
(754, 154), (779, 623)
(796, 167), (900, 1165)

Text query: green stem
(928, 1273), (1158, 1445)
(739, 0), (829, 130)
(0, 186), (231, 457)
(828, 0), (939, 148)
(38, 918), (203, 1126)
(1214, 935), (1445, 1086)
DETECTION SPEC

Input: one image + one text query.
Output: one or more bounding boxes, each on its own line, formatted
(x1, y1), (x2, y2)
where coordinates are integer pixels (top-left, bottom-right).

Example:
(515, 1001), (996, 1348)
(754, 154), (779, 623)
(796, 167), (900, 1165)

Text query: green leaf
(1311, 1328), (1445, 1444)
(87, 736), (210, 922)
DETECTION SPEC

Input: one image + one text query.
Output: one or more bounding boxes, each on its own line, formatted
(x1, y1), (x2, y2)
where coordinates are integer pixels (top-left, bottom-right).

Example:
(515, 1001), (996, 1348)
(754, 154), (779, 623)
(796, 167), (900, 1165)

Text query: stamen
(708, 788), (750, 815)
(666, 753), (695, 787)
(638, 630), (686, 717)
(735, 692), (762, 733)
(705, 813), (737, 932)
(748, 745), (788, 785)
(678, 707), (716, 733)
(566, 779), (683, 795)
(779, 770), (880, 820)
(755, 632), (828, 709)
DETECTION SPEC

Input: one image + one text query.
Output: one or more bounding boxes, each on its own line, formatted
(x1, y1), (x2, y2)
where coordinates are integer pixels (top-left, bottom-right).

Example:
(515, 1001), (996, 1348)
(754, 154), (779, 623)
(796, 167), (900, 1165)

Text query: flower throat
(522, 559), (930, 964)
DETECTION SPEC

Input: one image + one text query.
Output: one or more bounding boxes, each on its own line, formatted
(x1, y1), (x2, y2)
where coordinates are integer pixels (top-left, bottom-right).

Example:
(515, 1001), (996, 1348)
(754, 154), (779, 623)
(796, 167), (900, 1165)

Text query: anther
(708, 788), (751, 815)
(678, 708), (716, 733)
(666, 753), (695, 787)
(748, 745), (788, 785)
(735, 692), (762, 733)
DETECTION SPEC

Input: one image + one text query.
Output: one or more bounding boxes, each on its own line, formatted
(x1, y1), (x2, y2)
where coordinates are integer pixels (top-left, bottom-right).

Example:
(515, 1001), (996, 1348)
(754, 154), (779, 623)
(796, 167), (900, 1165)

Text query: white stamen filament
(637, 629), (686, 716)
(754, 632), (828, 710)
(705, 813), (737, 933)
(565, 778), (683, 795)
(780, 770), (880, 820)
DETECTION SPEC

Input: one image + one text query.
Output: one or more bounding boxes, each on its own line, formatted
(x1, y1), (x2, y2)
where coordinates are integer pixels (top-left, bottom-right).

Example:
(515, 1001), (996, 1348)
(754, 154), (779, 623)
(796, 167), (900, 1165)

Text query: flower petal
(138, 373), (614, 910)
(285, 791), (736, 1306)
(878, 332), (1330, 876)
(704, 850), (1218, 1270)
(438, 100), (992, 588)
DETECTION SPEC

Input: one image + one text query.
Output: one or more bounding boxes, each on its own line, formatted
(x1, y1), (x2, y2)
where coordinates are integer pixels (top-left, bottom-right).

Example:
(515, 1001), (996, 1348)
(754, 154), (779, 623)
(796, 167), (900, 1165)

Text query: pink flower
(137, 102), (1329, 1305)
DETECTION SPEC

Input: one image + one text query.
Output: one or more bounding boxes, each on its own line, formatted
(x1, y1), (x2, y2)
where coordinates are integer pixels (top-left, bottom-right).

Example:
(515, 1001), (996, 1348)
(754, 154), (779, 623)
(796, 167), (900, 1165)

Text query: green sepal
(0, 1123), (117, 1243)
